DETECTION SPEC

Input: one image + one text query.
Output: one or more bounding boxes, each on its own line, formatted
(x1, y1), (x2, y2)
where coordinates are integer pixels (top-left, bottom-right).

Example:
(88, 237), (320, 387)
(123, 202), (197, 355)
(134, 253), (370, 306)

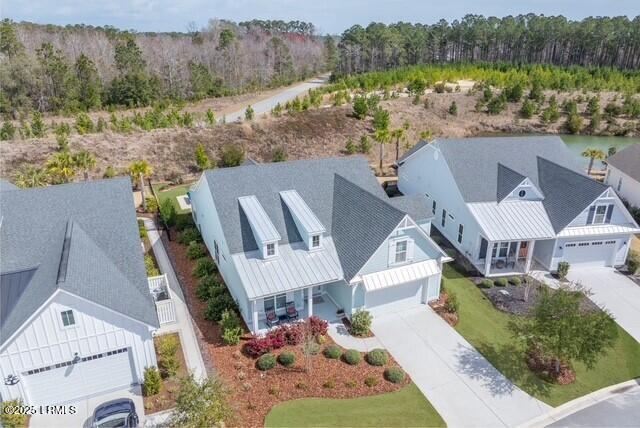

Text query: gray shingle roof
(388, 195), (433, 222)
(332, 175), (407, 280)
(203, 156), (427, 282)
(606, 144), (640, 182)
(496, 163), (526, 202)
(0, 178), (159, 344)
(397, 140), (429, 164)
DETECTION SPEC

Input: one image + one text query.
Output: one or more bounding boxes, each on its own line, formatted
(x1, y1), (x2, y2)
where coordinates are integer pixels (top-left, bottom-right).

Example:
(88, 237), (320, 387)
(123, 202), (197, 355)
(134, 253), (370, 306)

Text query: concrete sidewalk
(372, 308), (550, 427)
(142, 218), (207, 381)
(327, 319), (384, 352)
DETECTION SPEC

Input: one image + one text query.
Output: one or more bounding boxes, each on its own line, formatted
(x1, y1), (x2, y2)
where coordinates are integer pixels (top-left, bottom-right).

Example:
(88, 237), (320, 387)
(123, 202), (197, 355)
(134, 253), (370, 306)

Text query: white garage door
(24, 348), (135, 405)
(366, 279), (423, 317)
(562, 240), (616, 267)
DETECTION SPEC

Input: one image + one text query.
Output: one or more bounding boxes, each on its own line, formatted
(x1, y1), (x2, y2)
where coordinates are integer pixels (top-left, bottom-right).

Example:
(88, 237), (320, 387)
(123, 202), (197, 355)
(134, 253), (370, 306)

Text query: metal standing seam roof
(467, 201), (556, 241)
(279, 190), (326, 234)
(361, 259), (440, 291)
(232, 237), (343, 299)
(557, 223), (640, 237)
(238, 195), (281, 243)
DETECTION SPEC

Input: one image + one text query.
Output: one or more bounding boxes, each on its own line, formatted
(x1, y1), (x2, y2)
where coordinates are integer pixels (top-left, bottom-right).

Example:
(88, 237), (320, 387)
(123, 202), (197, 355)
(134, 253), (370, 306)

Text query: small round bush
(257, 354), (277, 371)
(193, 258), (215, 278)
(496, 278), (508, 287)
(278, 351), (295, 367)
(364, 376), (378, 387)
(304, 341), (321, 356)
(366, 348), (389, 366)
(324, 344), (342, 359)
(510, 277), (522, 286)
(384, 367), (406, 384)
(343, 349), (361, 365)
(480, 279), (494, 288)
(187, 241), (207, 260)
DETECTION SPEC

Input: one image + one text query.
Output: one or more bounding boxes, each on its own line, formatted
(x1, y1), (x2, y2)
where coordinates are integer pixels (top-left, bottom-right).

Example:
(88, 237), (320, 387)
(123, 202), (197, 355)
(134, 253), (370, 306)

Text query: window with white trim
(441, 209), (447, 227)
(264, 293), (286, 312)
(593, 205), (607, 224)
(617, 177), (623, 192)
(61, 310), (75, 327)
(214, 240), (220, 263)
(395, 240), (408, 264)
(266, 243), (276, 257)
(432, 200), (437, 215)
(311, 234), (321, 248)
(457, 224), (464, 244)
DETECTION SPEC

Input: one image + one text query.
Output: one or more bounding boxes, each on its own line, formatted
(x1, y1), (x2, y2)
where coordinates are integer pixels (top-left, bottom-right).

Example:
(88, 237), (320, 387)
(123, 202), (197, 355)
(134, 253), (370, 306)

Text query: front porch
(253, 287), (341, 334)
(474, 239), (536, 277)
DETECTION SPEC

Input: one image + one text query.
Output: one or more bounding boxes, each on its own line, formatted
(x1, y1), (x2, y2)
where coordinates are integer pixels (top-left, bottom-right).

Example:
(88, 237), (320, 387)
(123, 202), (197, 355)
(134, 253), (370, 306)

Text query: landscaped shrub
(308, 316), (328, 337)
(157, 335), (180, 377)
(366, 348), (389, 366)
(196, 275), (219, 300)
(219, 144), (245, 167)
(304, 341), (321, 356)
(143, 367), (162, 396)
(324, 344), (342, 359)
(384, 367), (406, 384)
(344, 380), (357, 388)
(496, 278), (508, 287)
(175, 214), (195, 231)
(203, 291), (237, 322)
(278, 351), (295, 367)
(557, 261), (570, 280)
(343, 349), (361, 365)
(187, 241), (207, 260)
(145, 197), (159, 213)
(0, 399), (27, 428)
(364, 376), (378, 387)
(510, 277), (522, 286)
(193, 258), (215, 278)
(179, 227), (202, 245)
(445, 292), (459, 313)
(350, 309), (372, 336)
(222, 327), (242, 346)
(244, 336), (273, 358)
(628, 251), (639, 274)
(316, 334), (326, 345)
(480, 279), (494, 288)
(266, 327), (287, 349)
(159, 199), (177, 227)
(281, 323), (304, 346)
(256, 354), (277, 371)
(220, 309), (243, 345)
(144, 255), (161, 276)
(322, 379), (336, 389)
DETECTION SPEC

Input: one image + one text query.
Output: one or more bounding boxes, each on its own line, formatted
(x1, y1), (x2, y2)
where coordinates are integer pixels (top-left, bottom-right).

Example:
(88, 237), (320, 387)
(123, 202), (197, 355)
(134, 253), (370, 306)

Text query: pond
(560, 135), (640, 169)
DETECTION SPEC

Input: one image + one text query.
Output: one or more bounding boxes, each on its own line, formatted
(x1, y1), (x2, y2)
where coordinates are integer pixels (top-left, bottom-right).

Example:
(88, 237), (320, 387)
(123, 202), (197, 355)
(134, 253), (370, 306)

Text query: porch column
(484, 242), (493, 276)
(307, 286), (313, 317)
(252, 300), (259, 333)
(525, 240), (536, 272)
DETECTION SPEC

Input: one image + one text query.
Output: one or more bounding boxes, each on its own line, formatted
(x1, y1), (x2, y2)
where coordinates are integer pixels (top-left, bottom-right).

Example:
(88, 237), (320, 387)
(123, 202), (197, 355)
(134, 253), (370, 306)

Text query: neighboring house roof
(606, 144), (640, 183)
(420, 136), (610, 234)
(397, 140), (429, 164)
(0, 178), (159, 345)
(203, 156), (433, 287)
(388, 195), (433, 223)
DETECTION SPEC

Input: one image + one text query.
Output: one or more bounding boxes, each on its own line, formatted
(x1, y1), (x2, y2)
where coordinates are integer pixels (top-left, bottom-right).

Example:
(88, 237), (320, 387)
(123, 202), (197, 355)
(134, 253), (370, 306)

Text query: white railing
(147, 274), (176, 325)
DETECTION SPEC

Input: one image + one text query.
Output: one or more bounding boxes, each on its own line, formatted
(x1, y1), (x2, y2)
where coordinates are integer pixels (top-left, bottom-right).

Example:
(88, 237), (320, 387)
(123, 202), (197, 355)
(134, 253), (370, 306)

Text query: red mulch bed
(428, 293), (459, 326)
(526, 346), (576, 385)
(165, 229), (409, 426)
(143, 333), (189, 413)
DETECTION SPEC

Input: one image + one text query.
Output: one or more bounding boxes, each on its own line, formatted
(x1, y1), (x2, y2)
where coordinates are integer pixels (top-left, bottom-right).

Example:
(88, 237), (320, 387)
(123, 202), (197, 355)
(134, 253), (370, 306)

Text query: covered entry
(361, 259), (441, 317)
(24, 348), (135, 405)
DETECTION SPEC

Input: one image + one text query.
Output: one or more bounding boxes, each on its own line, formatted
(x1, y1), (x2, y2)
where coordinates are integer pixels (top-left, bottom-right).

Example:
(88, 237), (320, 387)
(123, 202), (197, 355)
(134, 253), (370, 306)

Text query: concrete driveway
(567, 267), (640, 343)
(30, 386), (144, 428)
(371, 308), (550, 427)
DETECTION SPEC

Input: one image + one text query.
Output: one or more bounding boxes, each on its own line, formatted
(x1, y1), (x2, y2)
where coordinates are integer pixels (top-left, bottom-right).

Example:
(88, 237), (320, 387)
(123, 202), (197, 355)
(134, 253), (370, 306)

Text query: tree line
(335, 14), (640, 76)
(0, 19), (324, 116)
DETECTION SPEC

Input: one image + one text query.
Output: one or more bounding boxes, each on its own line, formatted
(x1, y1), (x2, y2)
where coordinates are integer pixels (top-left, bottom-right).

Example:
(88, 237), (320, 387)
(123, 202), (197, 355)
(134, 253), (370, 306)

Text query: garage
(365, 279), (424, 316)
(24, 347), (135, 405)
(561, 239), (616, 267)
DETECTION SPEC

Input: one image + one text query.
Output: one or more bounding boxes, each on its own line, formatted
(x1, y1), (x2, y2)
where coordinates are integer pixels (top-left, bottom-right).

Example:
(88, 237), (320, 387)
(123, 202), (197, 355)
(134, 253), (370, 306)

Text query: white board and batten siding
(0, 290), (156, 404)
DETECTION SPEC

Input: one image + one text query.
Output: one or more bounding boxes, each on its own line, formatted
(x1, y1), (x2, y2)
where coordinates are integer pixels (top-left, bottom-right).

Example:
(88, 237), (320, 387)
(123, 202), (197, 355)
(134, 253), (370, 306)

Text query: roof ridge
(205, 155), (369, 175)
(333, 173), (407, 218)
(5, 176), (132, 194)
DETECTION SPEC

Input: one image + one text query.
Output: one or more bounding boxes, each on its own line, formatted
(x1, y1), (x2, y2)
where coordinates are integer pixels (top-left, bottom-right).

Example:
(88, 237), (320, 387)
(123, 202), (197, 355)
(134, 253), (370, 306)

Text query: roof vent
(56, 221), (73, 284)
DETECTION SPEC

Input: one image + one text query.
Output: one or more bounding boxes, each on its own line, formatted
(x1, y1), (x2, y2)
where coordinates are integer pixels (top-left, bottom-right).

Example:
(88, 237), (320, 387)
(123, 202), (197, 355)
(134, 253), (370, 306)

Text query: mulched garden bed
(341, 317), (374, 338)
(143, 333), (189, 414)
(428, 293), (459, 326)
(479, 278), (600, 317)
(164, 228), (409, 426)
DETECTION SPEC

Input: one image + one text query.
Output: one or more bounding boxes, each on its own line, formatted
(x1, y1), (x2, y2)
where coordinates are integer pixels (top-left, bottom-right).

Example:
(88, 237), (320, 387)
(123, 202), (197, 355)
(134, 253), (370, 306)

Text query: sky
(3, 0), (638, 35)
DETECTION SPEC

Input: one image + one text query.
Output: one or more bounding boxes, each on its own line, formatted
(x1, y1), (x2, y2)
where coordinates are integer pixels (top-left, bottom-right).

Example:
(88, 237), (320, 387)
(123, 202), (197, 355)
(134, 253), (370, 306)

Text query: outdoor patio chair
(286, 301), (298, 320)
(506, 257), (516, 269)
(265, 309), (279, 327)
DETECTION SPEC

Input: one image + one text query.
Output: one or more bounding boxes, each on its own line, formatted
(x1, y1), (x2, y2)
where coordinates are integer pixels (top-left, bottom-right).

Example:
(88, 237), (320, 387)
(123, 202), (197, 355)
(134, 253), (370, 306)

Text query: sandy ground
(1, 89), (636, 182)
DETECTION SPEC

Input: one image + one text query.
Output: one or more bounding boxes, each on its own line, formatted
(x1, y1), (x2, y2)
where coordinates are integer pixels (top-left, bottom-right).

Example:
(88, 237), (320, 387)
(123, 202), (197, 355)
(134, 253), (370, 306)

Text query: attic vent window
(61, 310), (75, 327)
(518, 190), (526, 198)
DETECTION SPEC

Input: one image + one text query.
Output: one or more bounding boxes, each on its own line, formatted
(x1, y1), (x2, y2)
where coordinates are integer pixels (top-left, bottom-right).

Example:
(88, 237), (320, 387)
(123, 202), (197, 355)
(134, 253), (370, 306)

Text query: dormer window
(279, 190), (326, 251)
(395, 240), (408, 263)
(312, 234), (321, 248)
(518, 190), (526, 198)
(266, 243), (276, 257)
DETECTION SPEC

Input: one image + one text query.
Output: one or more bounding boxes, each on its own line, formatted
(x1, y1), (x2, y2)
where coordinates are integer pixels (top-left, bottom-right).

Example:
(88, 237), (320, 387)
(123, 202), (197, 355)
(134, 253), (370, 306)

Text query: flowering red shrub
(308, 316), (328, 337)
(282, 323), (304, 345)
(266, 328), (287, 348)
(243, 336), (273, 358)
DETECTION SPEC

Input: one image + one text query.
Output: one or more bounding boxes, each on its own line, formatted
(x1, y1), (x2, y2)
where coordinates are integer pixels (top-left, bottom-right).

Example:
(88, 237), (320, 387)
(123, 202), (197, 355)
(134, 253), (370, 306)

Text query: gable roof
(202, 156), (434, 284)
(0, 178), (158, 344)
(606, 144), (640, 182)
(496, 163), (526, 202)
(397, 140), (429, 164)
(332, 175), (407, 281)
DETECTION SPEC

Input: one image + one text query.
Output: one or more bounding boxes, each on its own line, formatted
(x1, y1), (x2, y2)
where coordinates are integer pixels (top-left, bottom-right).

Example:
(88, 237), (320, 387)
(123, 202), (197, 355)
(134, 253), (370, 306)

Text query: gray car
(91, 398), (139, 428)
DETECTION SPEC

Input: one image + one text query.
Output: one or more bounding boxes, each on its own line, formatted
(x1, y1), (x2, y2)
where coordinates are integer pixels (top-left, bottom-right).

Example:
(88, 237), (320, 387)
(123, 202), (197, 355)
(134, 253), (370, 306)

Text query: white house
(397, 136), (640, 277)
(605, 144), (640, 208)
(0, 179), (159, 406)
(189, 156), (450, 333)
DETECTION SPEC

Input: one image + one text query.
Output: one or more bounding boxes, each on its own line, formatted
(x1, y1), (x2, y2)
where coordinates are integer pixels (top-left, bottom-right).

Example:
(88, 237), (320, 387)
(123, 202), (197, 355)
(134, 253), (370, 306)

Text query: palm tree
(391, 123), (409, 161)
(73, 150), (96, 180)
(14, 165), (48, 188)
(46, 151), (76, 184)
(374, 129), (391, 174)
(581, 148), (606, 176)
(129, 160), (153, 211)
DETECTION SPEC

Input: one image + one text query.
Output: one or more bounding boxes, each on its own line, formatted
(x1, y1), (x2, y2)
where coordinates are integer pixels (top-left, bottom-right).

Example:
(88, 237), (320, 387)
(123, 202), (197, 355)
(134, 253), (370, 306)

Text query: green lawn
(152, 183), (193, 214)
(265, 384), (445, 427)
(444, 264), (640, 406)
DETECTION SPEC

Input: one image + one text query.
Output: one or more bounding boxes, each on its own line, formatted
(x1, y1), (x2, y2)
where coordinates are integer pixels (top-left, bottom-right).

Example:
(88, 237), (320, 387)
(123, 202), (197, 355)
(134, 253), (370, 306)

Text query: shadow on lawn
(455, 342), (554, 399)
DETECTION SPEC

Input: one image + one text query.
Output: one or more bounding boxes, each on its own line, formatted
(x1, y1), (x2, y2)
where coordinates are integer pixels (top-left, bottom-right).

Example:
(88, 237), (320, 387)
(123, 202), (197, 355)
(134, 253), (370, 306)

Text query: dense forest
(0, 19), (325, 116)
(335, 15), (640, 75)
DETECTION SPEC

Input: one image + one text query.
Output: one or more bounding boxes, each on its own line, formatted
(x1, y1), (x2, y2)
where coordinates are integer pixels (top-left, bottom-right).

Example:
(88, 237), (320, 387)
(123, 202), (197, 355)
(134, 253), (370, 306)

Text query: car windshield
(96, 413), (129, 428)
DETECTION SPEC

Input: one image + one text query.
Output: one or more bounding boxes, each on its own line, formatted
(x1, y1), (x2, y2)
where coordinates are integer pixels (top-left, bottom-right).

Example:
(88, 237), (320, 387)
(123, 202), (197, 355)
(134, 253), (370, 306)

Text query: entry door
(479, 238), (488, 260)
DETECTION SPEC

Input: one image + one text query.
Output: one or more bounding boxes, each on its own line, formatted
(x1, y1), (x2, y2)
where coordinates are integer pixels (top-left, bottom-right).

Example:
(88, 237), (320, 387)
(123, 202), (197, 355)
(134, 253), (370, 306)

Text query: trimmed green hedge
(366, 349), (389, 366)
(343, 349), (361, 365)
(257, 354), (277, 371)
(324, 345), (342, 359)
(384, 367), (406, 384)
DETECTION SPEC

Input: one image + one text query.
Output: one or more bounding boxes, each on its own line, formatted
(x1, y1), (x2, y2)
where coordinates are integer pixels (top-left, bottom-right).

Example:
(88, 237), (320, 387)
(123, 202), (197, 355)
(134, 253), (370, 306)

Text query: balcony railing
(148, 274), (176, 325)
